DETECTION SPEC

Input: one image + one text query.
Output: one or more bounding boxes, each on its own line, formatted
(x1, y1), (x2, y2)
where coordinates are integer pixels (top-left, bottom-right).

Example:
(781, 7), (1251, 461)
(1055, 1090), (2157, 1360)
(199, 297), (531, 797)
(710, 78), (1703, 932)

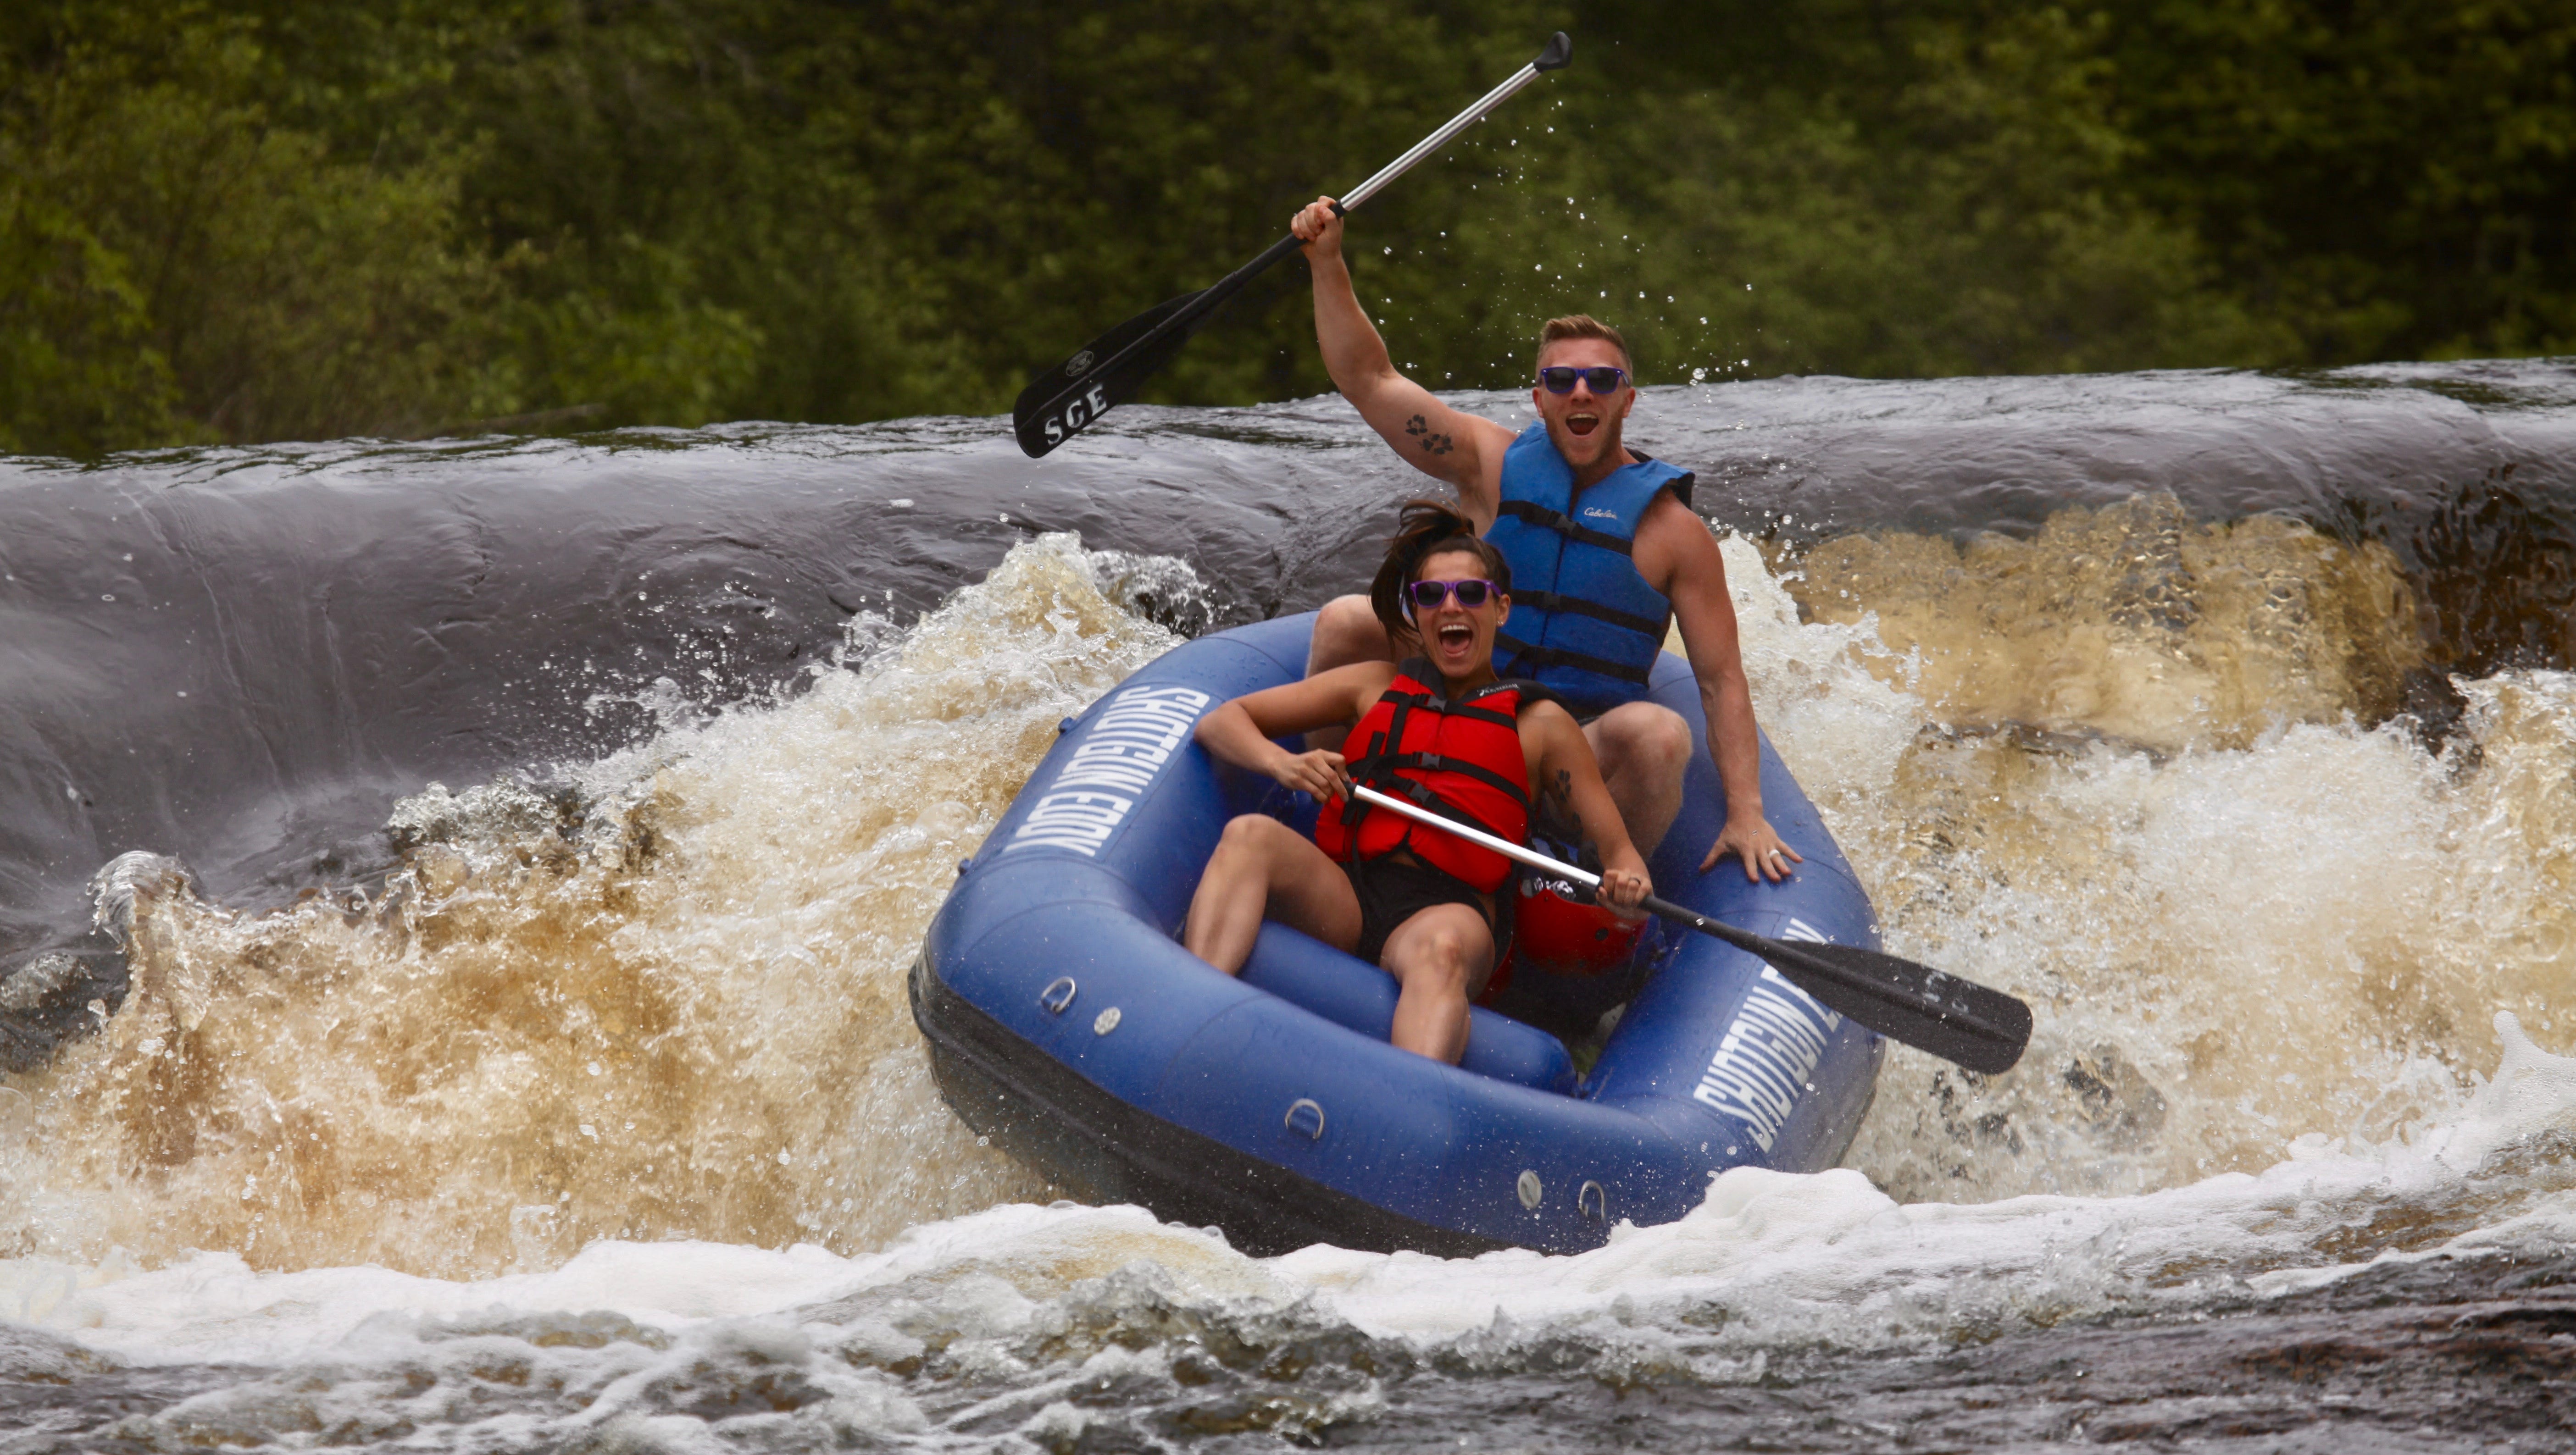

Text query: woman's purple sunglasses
(1406, 578), (1499, 610)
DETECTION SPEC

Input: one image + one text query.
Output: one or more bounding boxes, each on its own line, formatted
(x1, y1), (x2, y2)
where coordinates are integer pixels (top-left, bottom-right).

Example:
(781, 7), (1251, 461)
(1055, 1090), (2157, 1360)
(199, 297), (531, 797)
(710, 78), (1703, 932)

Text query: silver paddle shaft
(1338, 63), (1554, 212)
(1348, 783), (1599, 886)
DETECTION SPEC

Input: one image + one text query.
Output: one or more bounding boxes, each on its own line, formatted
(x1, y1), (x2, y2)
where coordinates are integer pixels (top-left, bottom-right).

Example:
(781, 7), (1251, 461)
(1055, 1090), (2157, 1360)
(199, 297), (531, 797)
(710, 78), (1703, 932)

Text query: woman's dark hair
(1369, 499), (1511, 641)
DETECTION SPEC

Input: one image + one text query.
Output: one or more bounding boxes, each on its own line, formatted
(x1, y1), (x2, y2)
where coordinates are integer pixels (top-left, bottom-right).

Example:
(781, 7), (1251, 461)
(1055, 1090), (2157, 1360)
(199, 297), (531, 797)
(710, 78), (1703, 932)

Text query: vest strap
(1362, 752), (1530, 807)
(1509, 588), (1666, 638)
(1495, 499), (1635, 557)
(1495, 631), (1655, 687)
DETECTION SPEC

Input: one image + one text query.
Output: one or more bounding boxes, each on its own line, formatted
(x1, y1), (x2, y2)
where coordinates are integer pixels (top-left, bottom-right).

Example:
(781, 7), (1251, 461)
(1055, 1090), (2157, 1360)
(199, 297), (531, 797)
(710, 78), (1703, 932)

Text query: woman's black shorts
(1341, 855), (1497, 967)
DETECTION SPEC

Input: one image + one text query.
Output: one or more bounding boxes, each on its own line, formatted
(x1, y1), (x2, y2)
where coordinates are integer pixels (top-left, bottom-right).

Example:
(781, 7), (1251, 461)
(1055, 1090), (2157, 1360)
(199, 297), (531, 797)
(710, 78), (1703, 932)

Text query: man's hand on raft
(1271, 747), (1353, 802)
(1703, 817), (1804, 884)
(1291, 197), (1345, 261)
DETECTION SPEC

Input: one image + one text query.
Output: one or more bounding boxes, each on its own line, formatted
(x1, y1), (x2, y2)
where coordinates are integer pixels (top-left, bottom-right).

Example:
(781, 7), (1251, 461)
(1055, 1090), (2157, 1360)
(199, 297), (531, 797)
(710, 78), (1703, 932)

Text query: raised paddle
(1014, 33), (1575, 458)
(1345, 783), (2033, 1074)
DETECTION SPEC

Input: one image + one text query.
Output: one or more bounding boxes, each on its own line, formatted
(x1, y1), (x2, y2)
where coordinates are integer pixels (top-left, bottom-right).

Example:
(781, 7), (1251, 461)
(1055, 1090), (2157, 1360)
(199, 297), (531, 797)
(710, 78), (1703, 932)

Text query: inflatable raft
(911, 612), (1884, 1256)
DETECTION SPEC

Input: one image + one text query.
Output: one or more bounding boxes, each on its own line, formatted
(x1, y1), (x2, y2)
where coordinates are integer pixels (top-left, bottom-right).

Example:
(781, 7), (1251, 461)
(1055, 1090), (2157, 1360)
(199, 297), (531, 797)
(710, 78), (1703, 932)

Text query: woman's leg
(1183, 815), (1361, 974)
(1376, 902), (1496, 1064)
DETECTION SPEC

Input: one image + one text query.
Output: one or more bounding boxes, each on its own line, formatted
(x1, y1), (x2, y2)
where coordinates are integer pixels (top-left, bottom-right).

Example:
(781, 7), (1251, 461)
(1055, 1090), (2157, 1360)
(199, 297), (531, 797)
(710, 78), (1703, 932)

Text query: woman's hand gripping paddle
(1346, 783), (2033, 1074)
(1014, 33), (1574, 458)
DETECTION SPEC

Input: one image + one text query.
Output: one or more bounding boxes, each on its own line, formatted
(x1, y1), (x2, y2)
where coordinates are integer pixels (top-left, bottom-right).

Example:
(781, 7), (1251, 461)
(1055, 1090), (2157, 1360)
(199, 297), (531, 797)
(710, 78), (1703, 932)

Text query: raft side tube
(1240, 923), (1577, 1094)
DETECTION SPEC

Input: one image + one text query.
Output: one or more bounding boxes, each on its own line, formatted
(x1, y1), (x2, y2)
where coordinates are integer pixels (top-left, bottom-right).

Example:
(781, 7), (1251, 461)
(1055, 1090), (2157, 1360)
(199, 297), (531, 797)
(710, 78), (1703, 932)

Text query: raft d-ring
(1038, 978), (1077, 1014)
(1579, 1180), (1609, 1222)
(1284, 1098), (1325, 1140)
(1516, 1169), (1543, 1211)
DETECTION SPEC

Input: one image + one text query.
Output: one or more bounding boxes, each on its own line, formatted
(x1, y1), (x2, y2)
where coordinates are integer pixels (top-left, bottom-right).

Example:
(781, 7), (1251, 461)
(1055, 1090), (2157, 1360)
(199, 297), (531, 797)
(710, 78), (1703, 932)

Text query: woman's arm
(1193, 663), (1392, 801)
(1526, 702), (1652, 910)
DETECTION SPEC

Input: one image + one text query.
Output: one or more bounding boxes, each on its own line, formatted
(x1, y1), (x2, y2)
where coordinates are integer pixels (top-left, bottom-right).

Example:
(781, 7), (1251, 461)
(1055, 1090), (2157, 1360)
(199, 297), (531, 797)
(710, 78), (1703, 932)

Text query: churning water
(2, 365), (2572, 1450)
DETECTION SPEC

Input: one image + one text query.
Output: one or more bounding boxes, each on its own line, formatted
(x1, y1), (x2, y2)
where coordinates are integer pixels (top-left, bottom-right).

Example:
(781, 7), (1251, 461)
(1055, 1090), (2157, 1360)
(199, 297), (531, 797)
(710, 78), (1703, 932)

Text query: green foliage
(2, 7), (511, 450)
(2102, 0), (2576, 361)
(1, 0), (2570, 455)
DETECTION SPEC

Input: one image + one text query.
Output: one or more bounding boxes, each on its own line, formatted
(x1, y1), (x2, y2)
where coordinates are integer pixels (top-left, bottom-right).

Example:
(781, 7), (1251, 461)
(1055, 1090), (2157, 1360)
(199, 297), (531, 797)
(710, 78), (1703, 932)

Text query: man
(1290, 195), (1800, 883)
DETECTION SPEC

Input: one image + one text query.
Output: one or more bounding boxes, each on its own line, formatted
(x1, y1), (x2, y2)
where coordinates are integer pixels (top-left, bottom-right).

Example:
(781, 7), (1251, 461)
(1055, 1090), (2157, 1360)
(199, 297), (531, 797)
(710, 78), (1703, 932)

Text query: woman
(1184, 502), (1652, 1064)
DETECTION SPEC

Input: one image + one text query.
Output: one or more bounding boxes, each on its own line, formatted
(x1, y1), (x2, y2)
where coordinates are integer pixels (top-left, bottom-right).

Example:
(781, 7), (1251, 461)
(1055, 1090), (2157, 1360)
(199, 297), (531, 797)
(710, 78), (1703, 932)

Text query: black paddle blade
(1762, 935), (2033, 1075)
(1644, 896), (2033, 1074)
(1012, 291), (1207, 458)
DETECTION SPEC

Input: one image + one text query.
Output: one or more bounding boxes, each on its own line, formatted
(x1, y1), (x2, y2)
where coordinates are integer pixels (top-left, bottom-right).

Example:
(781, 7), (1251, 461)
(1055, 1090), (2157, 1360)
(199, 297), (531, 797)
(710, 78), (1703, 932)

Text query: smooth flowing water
(2, 364), (2572, 1451)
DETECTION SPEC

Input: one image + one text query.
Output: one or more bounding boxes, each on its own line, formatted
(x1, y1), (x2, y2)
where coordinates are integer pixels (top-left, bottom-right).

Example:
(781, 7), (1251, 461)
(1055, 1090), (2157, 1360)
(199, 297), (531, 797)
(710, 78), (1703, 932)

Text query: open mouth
(1566, 410), (1601, 437)
(1437, 622), (1474, 651)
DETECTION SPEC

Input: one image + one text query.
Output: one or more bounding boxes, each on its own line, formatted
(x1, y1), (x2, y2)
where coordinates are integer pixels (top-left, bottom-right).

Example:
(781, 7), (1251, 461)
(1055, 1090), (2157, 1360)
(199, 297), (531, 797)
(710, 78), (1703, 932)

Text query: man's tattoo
(1405, 413), (1455, 456)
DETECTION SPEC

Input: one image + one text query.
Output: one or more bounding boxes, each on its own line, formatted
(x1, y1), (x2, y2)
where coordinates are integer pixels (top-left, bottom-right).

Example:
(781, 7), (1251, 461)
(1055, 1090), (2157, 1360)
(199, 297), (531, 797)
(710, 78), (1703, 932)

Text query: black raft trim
(908, 950), (1511, 1259)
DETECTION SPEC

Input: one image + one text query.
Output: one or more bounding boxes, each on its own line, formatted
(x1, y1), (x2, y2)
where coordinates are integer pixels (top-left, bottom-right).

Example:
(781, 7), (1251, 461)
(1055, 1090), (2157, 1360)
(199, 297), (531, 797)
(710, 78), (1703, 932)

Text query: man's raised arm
(1293, 197), (1513, 524)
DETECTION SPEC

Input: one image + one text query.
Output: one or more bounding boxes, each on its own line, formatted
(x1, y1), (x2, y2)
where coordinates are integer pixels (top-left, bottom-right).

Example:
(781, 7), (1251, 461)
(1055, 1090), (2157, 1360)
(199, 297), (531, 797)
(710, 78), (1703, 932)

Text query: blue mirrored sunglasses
(1537, 365), (1629, 394)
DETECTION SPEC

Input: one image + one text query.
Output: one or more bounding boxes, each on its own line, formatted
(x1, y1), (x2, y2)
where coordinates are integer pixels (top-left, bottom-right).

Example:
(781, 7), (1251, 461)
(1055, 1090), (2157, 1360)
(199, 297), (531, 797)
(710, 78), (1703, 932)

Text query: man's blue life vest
(1485, 420), (1696, 717)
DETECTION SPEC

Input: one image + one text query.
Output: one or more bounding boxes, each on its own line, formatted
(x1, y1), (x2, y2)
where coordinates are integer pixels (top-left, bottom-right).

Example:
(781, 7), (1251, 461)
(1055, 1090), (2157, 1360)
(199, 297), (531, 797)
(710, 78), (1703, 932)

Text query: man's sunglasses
(1406, 578), (1500, 610)
(1536, 365), (1629, 395)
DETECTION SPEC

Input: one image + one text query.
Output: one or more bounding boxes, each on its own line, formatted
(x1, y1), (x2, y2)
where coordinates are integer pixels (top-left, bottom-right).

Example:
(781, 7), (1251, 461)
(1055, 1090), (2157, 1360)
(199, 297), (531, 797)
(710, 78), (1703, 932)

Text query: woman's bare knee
(1214, 813), (1301, 863)
(1385, 906), (1492, 987)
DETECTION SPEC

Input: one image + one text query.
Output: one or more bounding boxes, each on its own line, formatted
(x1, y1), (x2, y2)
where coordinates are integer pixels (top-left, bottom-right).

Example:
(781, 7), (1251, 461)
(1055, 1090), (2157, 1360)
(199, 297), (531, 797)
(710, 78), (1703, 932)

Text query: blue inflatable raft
(911, 612), (1884, 1256)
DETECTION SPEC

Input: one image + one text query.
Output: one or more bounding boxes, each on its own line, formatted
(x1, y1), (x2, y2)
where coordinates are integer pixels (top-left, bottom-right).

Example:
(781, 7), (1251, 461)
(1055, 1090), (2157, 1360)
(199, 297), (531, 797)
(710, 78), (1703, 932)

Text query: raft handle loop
(1579, 1180), (1609, 1222)
(1284, 1098), (1326, 1140)
(1039, 977), (1077, 1014)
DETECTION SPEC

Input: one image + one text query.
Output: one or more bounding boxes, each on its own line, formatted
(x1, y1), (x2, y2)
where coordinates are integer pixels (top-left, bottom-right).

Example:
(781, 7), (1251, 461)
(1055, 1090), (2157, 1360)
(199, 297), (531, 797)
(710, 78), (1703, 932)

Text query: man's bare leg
(1582, 702), (1692, 857)
(1306, 593), (1394, 675)
(1183, 815), (1361, 974)
(1376, 901), (1495, 1064)
(1305, 593), (1399, 752)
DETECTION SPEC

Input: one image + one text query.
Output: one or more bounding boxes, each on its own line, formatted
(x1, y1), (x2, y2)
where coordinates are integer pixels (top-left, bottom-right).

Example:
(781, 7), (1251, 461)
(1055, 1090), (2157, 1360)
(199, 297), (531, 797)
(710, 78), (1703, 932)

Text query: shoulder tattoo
(1404, 414), (1455, 457)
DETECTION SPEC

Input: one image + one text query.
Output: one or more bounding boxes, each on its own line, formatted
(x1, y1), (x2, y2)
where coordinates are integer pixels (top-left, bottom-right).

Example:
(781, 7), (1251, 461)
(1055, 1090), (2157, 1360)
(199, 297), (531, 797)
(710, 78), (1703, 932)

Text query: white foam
(11, 1013), (2568, 1372)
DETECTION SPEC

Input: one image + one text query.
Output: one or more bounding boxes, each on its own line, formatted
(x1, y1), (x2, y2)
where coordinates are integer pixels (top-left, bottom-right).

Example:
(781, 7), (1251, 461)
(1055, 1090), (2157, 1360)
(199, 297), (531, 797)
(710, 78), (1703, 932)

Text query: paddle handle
(1043, 35), (1572, 409)
(1346, 781), (1626, 892)
(1349, 784), (2034, 1074)
(1341, 33), (1572, 212)
(1350, 784), (1790, 953)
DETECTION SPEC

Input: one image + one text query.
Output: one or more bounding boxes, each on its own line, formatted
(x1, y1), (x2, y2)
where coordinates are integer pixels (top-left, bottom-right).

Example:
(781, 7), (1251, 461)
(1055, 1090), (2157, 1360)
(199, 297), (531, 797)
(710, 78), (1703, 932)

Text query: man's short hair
(1535, 314), (1633, 376)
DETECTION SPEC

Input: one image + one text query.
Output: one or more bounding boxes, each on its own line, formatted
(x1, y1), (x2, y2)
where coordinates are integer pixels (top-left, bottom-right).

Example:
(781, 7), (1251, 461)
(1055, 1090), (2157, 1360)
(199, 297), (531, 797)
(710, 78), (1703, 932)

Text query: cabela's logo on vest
(1004, 684), (1211, 857)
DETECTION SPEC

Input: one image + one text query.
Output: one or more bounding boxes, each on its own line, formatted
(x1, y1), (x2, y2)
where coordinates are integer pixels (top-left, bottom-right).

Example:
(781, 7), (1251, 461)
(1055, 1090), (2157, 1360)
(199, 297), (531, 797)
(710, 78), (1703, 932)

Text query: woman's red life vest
(1316, 660), (1537, 891)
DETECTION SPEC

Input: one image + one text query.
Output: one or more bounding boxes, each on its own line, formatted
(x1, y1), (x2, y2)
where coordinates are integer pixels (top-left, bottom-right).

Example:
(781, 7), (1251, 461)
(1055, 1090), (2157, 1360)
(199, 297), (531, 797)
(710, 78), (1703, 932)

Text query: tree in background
(0, 0), (2569, 457)
(0, 6), (511, 452)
